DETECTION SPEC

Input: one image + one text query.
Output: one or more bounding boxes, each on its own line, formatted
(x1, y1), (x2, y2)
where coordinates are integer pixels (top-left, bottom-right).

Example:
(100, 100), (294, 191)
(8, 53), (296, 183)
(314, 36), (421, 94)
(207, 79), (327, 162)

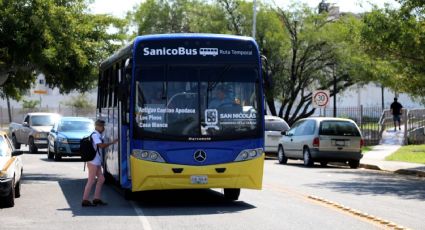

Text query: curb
(360, 163), (425, 178)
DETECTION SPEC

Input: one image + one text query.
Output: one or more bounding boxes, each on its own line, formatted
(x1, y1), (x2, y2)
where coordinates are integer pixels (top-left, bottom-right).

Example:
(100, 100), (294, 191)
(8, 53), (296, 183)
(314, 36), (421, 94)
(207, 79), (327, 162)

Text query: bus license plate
(190, 176), (208, 184)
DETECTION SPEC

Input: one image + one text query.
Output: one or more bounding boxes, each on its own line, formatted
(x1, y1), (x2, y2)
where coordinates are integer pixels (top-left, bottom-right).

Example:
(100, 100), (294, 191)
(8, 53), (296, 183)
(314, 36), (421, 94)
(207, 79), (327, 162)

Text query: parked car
(264, 115), (290, 154)
(47, 117), (94, 161)
(0, 131), (23, 208)
(277, 117), (364, 168)
(9, 112), (60, 153)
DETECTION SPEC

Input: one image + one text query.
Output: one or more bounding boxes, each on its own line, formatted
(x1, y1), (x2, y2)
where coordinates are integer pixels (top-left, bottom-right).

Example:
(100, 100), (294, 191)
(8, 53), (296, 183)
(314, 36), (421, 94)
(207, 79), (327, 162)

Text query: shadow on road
(55, 178), (256, 217)
(307, 170), (425, 200)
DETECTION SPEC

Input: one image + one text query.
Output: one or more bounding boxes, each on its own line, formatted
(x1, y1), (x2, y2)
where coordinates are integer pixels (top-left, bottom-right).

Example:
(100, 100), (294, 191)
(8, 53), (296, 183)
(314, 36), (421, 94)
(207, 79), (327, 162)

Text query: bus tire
(124, 189), (135, 200)
(223, 188), (240, 201)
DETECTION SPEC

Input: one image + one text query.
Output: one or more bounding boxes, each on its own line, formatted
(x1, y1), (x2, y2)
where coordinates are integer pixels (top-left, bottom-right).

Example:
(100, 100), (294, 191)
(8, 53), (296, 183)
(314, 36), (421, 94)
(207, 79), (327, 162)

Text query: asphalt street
(1, 147), (424, 230)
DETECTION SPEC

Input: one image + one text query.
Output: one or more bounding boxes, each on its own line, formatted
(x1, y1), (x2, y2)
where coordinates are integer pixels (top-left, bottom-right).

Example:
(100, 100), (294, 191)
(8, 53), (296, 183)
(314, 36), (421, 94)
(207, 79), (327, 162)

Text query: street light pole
(252, 0), (257, 39)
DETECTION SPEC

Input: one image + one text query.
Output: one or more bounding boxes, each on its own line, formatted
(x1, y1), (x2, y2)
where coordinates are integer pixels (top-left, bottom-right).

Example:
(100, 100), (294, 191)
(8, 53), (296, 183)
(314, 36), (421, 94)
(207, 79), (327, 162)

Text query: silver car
(264, 115), (290, 154)
(277, 117), (363, 168)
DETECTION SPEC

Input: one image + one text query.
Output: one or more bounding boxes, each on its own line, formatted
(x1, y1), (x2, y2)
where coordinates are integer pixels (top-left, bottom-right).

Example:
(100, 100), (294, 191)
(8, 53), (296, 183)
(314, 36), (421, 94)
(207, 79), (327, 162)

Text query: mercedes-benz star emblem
(194, 150), (207, 162)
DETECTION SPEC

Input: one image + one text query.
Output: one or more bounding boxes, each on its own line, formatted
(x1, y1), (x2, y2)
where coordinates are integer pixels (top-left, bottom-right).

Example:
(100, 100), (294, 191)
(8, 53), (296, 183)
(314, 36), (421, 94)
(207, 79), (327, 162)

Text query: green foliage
(21, 99), (40, 109)
(0, 0), (126, 100)
(362, 2), (425, 97)
(63, 94), (94, 109)
(128, 0), (376, 125)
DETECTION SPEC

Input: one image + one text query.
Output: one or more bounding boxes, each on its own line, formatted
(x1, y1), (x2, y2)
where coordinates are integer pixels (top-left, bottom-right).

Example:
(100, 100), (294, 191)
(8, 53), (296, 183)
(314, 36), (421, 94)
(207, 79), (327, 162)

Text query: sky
(90, 0), (400, 18)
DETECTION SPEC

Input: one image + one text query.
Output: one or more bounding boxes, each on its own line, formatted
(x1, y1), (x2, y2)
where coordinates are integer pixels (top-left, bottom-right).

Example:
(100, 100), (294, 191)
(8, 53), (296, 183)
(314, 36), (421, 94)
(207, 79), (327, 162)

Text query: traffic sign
(312, 90), (330, 108)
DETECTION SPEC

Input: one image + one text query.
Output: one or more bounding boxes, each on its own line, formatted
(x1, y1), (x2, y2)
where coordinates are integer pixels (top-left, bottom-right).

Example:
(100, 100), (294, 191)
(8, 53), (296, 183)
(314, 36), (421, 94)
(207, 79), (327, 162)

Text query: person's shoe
(93, 199), (108, 206)
(82, 200), (96, 207)
(399, 127), (401, 130)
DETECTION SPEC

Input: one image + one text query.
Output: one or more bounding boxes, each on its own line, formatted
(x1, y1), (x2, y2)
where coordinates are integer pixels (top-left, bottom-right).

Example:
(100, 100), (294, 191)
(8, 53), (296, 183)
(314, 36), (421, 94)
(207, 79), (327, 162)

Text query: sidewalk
(360, 127), (425, 177)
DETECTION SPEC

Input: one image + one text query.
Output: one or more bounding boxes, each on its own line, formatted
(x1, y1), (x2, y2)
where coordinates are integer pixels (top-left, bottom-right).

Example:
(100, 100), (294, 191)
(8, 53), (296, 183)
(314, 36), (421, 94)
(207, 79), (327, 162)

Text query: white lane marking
(130, 201), (153, 230)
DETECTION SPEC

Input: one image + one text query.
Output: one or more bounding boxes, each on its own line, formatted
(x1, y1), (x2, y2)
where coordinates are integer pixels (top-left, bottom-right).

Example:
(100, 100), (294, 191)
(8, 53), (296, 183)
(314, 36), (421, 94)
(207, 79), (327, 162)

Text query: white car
(264, 115), (290, 154)
(0, 131), (23, 208)
(278, 117), (364, 168)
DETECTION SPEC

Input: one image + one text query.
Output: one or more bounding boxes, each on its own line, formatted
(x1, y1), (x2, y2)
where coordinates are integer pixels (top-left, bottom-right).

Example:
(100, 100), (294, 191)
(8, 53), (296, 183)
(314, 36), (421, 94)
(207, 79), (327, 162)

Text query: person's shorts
(393, 115), (401, 122)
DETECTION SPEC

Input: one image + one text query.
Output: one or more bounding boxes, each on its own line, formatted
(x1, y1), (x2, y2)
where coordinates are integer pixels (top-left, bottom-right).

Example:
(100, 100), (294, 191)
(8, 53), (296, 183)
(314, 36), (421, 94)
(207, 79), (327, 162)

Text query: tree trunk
(6, 95), (12, 123)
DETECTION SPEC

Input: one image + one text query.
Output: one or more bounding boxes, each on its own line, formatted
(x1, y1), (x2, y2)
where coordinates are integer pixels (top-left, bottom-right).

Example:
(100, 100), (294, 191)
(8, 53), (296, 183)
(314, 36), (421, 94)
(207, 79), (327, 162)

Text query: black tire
(15, 180), (21, 198)
(320, 161), (328, 167)
(54, 151), (62, 161)
(12, 135), (21, 149)
(277, 145), (288, 164)
(124, 189), (135, 200)
(29, 137), (38, 154)
(3, 177), (15, 208)
(303, 147), (314, 167)
(47, 144), (54, 159)
(223, 188), (240, 201)
(349, 160), (360, 169)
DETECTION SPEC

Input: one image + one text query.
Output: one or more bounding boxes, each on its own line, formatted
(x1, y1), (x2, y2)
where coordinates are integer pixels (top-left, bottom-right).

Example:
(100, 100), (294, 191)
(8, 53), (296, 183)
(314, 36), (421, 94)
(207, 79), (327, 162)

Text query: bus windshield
(134, 65), (262, 141)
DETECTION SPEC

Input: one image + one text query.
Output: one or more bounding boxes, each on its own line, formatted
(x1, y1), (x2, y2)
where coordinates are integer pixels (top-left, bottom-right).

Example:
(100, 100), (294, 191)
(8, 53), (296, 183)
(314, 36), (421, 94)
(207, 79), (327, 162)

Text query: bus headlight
(234, 148), (263, 162)
(132, 149), (165, 163)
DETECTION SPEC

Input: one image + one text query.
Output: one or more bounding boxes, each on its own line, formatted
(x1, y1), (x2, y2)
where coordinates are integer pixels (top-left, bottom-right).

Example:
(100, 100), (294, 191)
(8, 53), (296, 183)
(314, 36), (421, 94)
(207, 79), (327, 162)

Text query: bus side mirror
(261, 55), (273, 89)
(118, 81), (128, 101)
(118, 58), (132, 101)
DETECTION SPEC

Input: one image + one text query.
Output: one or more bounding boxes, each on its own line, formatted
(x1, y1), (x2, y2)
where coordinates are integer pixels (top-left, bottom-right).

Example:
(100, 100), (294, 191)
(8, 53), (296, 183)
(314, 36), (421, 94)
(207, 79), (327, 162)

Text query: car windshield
(319, 121), (360, 136)
(0, 136), (11, 157)
(31, 115), (57, 126)
(58, 121), (94, 132)
(134, 65), (262, 141)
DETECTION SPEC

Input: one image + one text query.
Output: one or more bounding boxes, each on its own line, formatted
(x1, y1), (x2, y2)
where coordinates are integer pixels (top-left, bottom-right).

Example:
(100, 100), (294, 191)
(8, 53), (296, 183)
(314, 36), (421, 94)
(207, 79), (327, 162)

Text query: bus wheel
(124, 189), (135, 200)
(223, 188), (240, 201)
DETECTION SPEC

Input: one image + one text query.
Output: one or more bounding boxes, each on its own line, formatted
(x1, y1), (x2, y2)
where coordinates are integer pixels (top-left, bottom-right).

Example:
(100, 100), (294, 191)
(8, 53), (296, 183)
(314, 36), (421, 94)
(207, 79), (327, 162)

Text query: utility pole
(333, 65), (337, 117)
(252, 0), (257, 39)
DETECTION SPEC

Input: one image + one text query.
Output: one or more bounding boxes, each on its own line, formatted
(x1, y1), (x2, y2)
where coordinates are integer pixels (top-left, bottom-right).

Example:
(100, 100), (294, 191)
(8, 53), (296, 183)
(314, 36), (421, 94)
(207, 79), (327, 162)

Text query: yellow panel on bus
(130, 154), (264, 192)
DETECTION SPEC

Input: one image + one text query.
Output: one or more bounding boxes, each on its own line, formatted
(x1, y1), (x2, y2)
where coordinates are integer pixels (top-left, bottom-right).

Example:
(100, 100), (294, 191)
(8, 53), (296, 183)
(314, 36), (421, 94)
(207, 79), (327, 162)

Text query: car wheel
(223, 188), (240, 201)
(277, 146), (288, 164)
(47, 144), (54, 159)
(12, 135), (21, 149)
(15, 180), (21, 198)
(349, 160), (360, 169)
(303, 147), (314, 167)
(54, 151), (62, 161)
(4, 176), (15, 208)
(29, 137), (38, 154)
(320, 161), (328, 167)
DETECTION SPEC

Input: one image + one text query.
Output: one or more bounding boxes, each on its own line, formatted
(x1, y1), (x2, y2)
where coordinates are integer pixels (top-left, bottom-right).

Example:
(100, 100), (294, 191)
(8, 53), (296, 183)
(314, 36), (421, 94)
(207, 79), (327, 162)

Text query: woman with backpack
(82, 119), (118, 207)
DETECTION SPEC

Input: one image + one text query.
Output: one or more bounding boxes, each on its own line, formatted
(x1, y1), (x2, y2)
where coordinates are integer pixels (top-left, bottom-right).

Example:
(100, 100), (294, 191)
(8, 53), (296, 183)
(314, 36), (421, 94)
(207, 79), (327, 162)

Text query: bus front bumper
(130, 154), (264, 192)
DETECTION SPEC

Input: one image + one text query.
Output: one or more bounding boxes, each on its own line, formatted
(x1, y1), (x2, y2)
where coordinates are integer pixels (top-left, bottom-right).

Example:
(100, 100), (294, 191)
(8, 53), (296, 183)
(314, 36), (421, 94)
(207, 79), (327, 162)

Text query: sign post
(312, 90), (330, 116)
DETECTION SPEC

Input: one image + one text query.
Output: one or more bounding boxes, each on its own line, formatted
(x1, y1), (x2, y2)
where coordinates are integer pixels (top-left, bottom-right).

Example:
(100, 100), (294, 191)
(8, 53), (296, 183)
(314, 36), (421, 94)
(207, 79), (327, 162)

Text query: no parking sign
(312, 90), (330, 108)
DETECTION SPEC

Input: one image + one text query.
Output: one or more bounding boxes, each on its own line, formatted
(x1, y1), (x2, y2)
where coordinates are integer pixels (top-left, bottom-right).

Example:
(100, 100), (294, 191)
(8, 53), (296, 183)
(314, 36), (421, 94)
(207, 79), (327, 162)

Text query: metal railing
(406, 109), (425, 144)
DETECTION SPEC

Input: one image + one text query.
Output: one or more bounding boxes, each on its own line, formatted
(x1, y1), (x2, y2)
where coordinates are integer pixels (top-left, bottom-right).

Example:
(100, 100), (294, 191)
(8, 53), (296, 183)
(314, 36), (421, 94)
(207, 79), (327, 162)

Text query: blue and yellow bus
(98, 34), (265, 200)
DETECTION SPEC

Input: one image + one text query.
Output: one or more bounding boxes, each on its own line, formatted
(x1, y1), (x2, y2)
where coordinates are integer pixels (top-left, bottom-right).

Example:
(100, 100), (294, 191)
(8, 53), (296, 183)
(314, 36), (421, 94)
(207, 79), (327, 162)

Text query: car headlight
(57, 137), (68, 144)
(234, 148), (263, 162)
(132, 149), (165, 163)
(34, 132), (47, 139)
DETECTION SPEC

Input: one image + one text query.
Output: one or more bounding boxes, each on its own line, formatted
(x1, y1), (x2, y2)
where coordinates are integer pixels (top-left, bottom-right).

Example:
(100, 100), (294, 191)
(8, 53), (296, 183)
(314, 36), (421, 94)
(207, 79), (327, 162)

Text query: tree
(128, 1), (374, 125)
(22, 99), (40, 110)
(62, 93), (94, 116)
(361, 1), (425, 97)
(0, 0), (126, 101)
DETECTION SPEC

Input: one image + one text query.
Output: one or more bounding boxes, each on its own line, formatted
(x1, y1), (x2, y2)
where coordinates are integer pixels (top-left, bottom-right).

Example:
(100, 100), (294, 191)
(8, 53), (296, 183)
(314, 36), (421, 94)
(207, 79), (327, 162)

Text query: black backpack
(80, 132), (98, 162)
